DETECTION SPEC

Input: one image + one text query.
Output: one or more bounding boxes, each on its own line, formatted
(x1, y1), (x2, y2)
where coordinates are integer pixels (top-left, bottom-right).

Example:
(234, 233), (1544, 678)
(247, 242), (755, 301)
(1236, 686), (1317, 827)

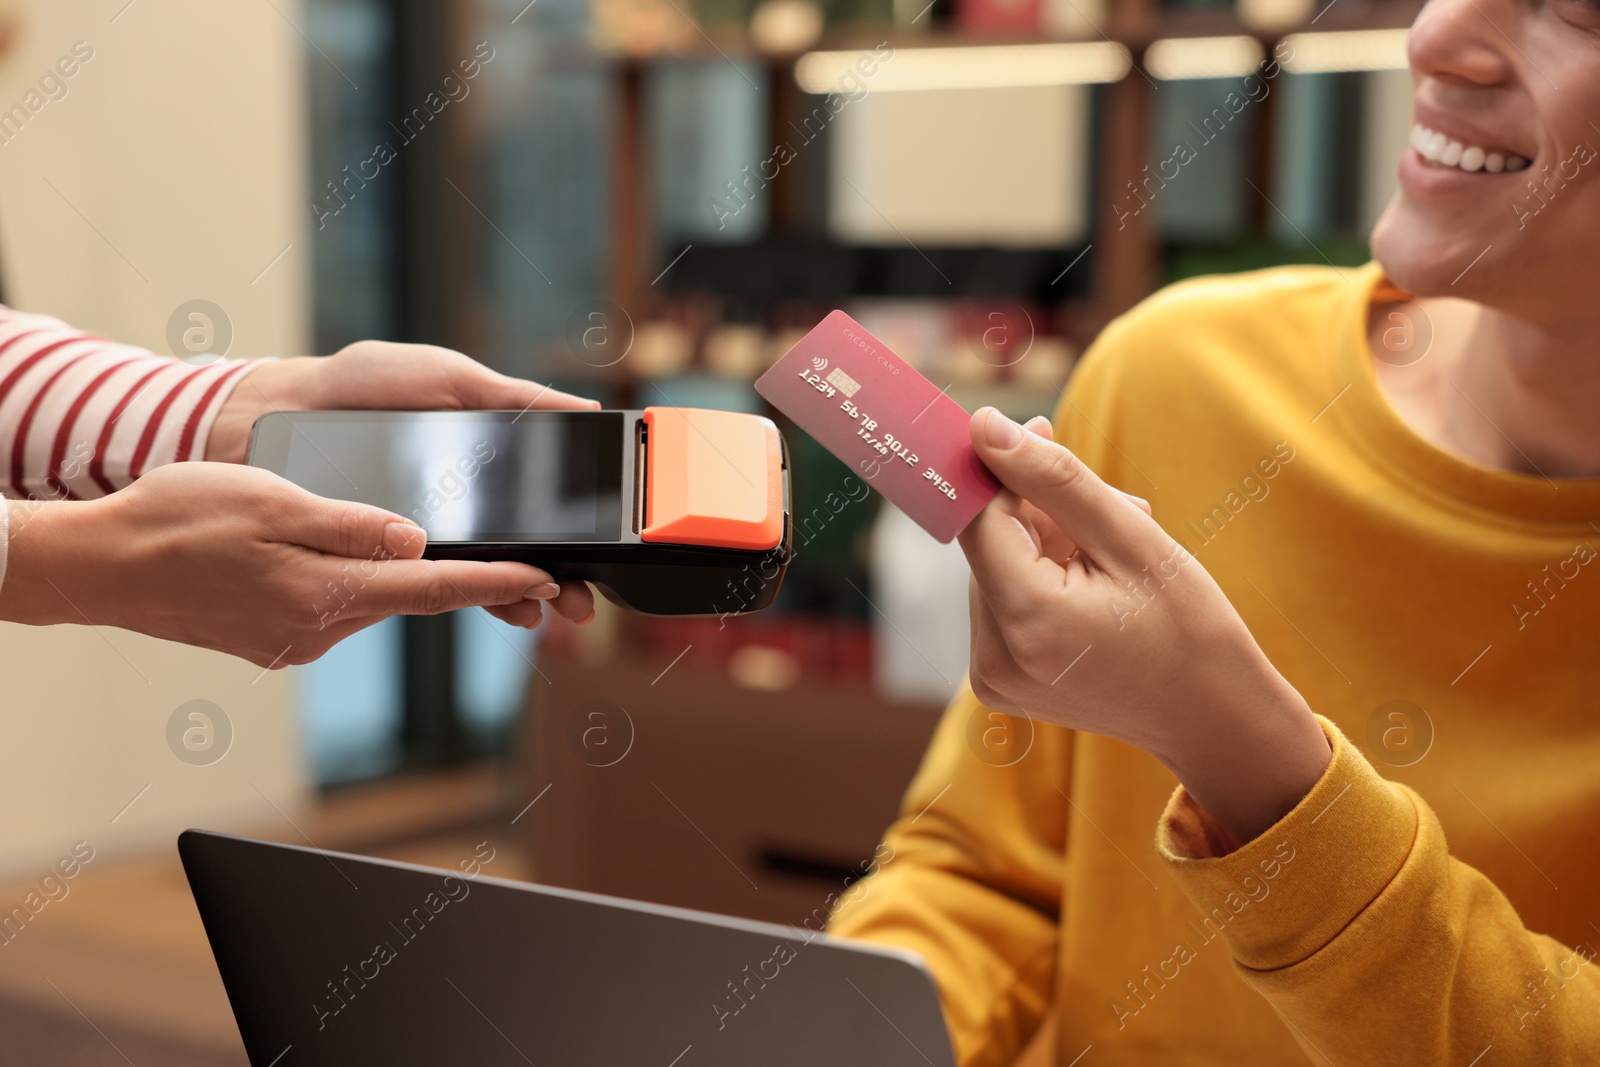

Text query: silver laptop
(180, 829), (955, 1066)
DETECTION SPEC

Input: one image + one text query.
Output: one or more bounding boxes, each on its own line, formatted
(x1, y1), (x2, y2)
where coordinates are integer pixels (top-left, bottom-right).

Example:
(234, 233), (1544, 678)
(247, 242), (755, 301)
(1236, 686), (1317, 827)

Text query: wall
(0, 0), (312, 879)
(830, 85), (1091, 247)
(1361, 68), (1413, 233)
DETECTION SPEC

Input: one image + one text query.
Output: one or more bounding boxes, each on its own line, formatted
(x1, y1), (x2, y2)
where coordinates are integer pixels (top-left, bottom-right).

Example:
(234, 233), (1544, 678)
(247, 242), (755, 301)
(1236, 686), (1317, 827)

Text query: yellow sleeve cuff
(1155, 716), (1417, 972)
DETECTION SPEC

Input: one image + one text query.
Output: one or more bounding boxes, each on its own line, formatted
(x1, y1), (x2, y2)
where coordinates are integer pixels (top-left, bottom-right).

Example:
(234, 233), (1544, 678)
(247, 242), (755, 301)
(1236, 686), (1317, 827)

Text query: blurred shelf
(655, 239), (1096, 304)
(592, 0), (1424, 65)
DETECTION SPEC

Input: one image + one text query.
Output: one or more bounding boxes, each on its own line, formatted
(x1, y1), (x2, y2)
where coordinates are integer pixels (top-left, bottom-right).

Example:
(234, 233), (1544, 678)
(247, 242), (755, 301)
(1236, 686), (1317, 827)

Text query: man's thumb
(970, 407), (1146, 560)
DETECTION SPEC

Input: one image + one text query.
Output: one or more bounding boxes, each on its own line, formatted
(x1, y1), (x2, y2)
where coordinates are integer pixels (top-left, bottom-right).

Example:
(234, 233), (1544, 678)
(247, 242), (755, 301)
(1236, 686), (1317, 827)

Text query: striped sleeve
(0, 305), (263, 502)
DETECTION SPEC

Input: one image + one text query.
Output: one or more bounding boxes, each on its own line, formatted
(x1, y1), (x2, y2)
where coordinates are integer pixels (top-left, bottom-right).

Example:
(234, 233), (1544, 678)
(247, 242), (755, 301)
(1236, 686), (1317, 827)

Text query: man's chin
(1370, 211), (1468, 300)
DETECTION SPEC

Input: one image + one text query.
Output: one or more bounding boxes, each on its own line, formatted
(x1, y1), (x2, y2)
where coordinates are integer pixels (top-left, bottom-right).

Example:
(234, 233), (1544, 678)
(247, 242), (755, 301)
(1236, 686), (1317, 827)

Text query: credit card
(756, 310), (999, 543)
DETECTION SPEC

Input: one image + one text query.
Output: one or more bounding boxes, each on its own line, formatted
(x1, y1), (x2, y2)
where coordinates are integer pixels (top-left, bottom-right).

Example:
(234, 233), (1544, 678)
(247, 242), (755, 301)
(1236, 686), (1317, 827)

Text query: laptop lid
(179, 830), (955, 1067)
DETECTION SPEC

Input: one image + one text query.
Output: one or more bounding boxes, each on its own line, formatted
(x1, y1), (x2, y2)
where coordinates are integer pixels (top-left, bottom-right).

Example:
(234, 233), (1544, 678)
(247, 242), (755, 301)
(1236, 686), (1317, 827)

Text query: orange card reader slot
(641, 406), (784, 552)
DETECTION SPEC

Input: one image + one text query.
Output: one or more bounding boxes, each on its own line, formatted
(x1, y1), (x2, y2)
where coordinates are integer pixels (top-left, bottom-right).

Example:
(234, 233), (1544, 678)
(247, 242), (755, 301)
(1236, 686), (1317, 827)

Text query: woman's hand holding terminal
(0, 463), (593, 667)
(203, 339), (600, 464)
(0, 339), (601, 666)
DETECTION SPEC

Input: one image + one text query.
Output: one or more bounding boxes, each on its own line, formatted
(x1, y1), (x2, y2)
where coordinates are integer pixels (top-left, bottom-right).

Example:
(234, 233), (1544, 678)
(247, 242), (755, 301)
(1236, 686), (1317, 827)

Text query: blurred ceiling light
(1145, 36), (1265, 80)
(750, 0), (824, 54)
(1236, 0), (1314, 32)
(1281, 28), (1410, 73)
(795, 41), (1131, 94)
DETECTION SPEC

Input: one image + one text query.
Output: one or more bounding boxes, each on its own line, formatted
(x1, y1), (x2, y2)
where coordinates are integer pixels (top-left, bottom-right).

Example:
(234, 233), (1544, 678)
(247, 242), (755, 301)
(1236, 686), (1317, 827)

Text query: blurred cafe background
(0, 0), (1415, 1060)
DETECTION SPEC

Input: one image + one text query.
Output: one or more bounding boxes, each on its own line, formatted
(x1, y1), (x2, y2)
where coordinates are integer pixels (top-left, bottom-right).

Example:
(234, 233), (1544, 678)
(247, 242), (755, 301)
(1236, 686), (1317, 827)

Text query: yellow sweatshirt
(828, 263), (1600, 1065)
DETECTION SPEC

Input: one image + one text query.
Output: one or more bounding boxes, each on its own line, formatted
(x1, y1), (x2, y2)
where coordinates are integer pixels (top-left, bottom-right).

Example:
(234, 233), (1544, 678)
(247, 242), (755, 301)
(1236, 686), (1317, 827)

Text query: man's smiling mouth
(1410, 123), (1530, 174)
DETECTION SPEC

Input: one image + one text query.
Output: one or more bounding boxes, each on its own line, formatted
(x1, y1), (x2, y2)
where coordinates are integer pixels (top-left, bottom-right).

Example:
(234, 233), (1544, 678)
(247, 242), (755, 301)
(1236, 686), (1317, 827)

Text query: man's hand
(0, 463), (594, 667)
(957, 408), (1331, 843)
(205, 340), (600, 464)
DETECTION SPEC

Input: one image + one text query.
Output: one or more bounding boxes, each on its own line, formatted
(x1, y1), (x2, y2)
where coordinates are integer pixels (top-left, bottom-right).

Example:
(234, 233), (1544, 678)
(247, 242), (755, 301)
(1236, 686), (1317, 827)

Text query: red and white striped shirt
(0, 306), (262, 590)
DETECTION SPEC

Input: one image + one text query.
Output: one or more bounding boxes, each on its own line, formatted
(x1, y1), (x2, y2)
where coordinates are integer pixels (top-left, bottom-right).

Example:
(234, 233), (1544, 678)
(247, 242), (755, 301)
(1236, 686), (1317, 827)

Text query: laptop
(179, 830), (955, 1066)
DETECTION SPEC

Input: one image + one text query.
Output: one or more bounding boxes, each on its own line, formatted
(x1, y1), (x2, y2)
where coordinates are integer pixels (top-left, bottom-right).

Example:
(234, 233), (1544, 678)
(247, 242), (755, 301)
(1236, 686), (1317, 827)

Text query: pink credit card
(756, 310), (999, 543)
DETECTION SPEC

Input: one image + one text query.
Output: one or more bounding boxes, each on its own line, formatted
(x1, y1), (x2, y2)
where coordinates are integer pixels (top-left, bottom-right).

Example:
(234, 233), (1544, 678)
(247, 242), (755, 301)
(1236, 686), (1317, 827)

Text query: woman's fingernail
(984, 408), (1024, 449)
(524, 583), (561, 600)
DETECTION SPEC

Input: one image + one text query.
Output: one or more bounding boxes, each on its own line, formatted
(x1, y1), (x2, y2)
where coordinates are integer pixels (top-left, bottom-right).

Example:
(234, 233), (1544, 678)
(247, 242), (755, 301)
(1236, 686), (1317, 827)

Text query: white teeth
(1410, 123), (1529, 174)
